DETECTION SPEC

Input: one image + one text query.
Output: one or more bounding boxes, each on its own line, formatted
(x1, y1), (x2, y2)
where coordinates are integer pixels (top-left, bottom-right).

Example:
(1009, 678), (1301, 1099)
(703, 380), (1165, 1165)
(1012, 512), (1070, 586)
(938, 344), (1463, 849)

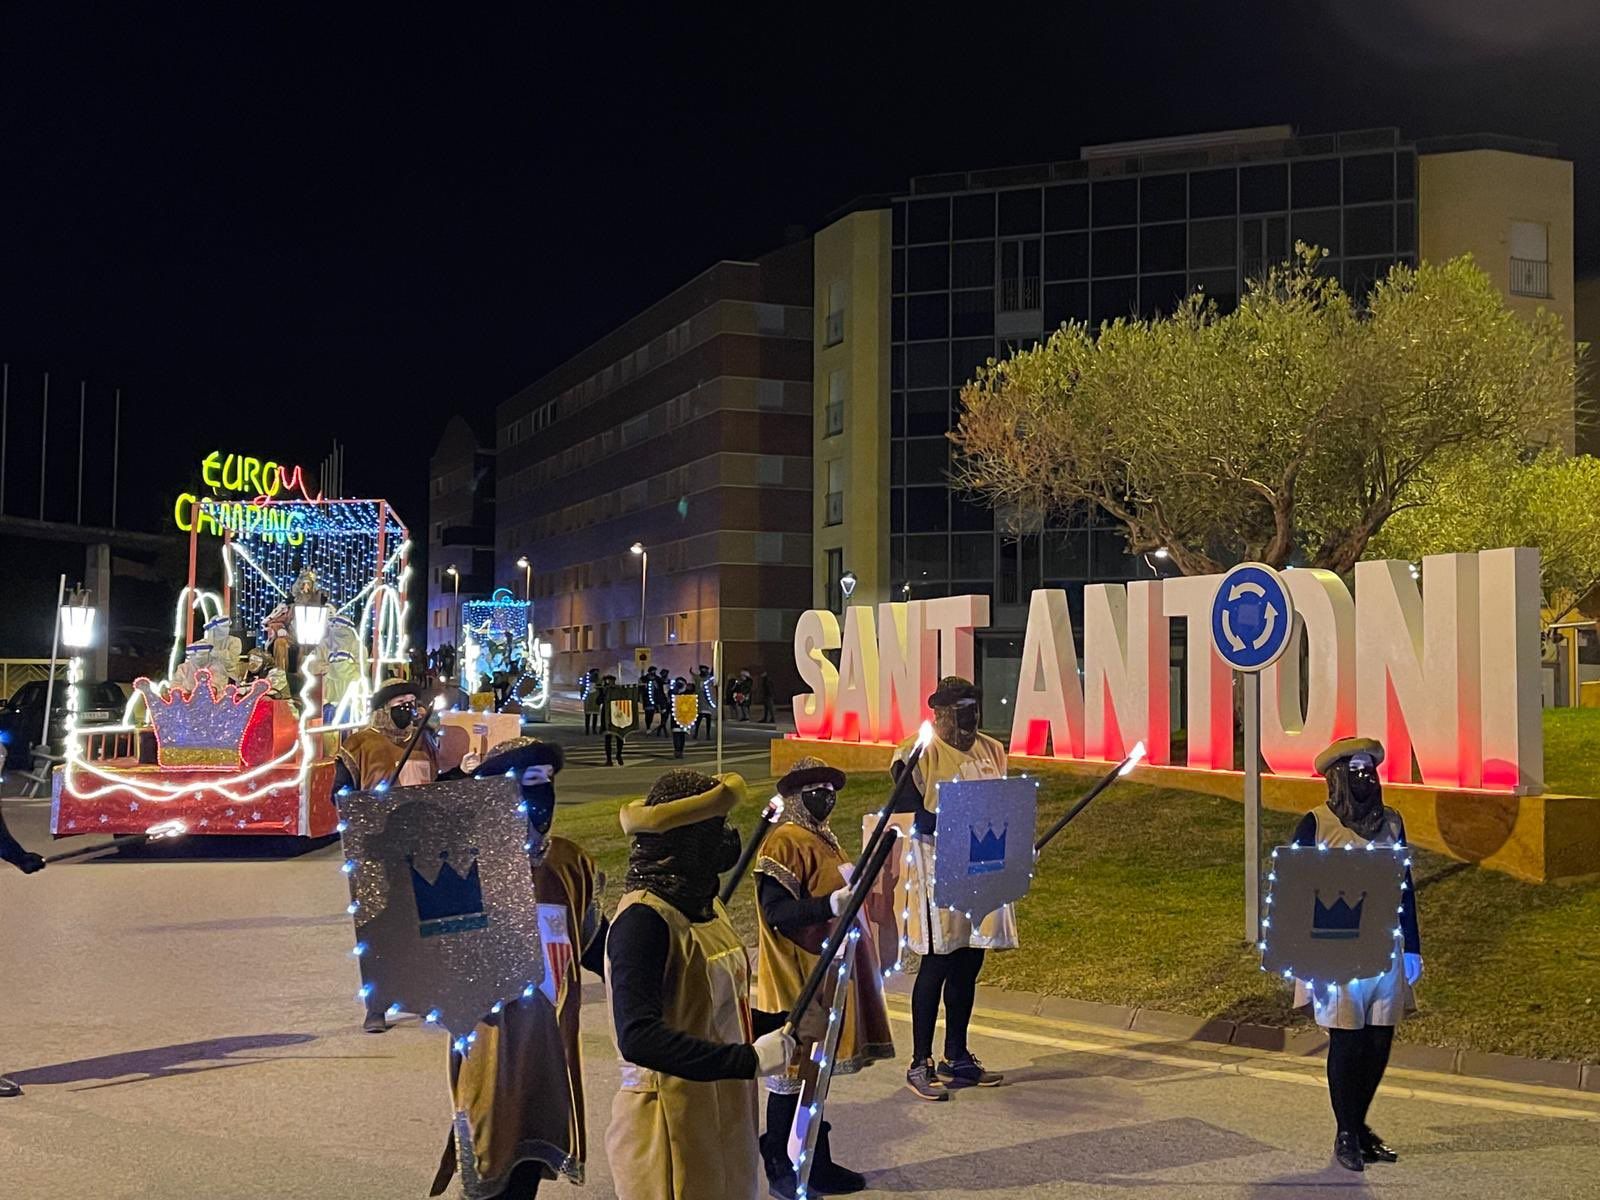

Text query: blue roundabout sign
(1210, 562), (1295, 673)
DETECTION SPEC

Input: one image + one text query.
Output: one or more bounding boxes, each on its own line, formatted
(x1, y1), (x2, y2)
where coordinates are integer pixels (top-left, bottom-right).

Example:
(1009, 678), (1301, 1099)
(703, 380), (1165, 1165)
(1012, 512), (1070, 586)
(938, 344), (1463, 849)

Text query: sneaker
(0, 1076), (21, 1098)
(937, 1053), (1003, 1087)
(904, 1058), (949, 1101)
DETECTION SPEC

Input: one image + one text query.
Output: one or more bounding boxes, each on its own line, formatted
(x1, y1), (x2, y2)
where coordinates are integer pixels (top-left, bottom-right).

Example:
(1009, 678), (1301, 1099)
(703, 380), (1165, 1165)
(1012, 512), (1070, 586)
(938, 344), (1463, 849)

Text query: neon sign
(793, 549), (1543, 795)
(173, 449), (322, 544)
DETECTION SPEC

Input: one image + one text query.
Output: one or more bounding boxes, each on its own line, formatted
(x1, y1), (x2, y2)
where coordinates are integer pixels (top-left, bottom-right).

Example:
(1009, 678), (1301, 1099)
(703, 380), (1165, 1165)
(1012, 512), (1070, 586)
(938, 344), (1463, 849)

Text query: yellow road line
(882, 1000), (1600, 1123)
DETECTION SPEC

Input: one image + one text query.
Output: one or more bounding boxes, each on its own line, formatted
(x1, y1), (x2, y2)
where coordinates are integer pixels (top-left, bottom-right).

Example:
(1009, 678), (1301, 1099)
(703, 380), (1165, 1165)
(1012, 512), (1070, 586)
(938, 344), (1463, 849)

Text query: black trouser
(672, 730), (686, 758)
(1326, 1024), (1395, 1134)
(643, 707), (657, 731)
(495, 1161), (542, 1199)
(583, 712), (594, 735)
(766, 1089), (799, 1153)
(910, 947), (985, 1062)
(694, 714), (712, 739)
(761, 702), (774, 722)
(604, 733), (625, 765)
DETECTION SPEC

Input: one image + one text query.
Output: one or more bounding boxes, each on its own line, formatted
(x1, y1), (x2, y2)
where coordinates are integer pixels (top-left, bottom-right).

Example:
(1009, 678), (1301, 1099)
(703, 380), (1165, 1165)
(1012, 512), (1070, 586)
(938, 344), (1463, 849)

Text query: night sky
(3, 2), (1599, 540)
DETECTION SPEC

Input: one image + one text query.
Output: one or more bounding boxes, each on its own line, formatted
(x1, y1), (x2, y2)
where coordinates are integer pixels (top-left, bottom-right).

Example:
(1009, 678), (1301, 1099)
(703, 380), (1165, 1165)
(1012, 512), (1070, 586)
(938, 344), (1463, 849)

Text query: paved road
(3, 747), (1599, 1198)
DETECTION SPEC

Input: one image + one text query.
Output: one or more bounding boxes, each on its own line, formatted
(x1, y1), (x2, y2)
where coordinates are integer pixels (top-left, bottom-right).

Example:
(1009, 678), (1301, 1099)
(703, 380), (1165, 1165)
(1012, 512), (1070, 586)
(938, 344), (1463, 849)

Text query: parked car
(0, 679), (125, 770)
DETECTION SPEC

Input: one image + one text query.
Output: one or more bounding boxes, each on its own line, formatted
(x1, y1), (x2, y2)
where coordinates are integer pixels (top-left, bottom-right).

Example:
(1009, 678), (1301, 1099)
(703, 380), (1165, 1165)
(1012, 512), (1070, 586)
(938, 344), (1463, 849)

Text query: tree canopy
(1372, 447), (1600, 625)
(951, 249), (1577, 575)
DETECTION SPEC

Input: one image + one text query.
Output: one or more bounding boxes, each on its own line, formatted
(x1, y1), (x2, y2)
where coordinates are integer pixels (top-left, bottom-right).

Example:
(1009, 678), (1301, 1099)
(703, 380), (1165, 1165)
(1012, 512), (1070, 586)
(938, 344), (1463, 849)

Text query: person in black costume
(1292, 737), (1422, 1174)
(1, 801), (46, 1098)
(603, 770), (799, 1198)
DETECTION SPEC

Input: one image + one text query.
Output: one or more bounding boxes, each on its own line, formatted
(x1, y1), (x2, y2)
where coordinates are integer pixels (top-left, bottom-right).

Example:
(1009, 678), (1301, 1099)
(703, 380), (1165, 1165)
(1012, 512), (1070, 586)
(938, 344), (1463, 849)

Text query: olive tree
(951, 249), (1577, 574)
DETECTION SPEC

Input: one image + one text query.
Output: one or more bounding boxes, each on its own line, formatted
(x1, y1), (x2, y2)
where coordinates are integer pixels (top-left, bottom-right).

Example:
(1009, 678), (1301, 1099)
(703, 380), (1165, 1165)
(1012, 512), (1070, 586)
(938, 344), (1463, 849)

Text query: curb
(885, 977), (1599, 1095)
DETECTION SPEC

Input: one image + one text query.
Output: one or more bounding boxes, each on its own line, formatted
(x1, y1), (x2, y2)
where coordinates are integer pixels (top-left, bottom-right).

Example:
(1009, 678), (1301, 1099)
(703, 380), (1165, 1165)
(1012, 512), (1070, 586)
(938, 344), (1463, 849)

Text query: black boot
(0, 1076), (22, 1098)
(1334, 1130), (1365, 1172)
(760, 1132), (799, 1199)
(806, 1122), (866, 1194)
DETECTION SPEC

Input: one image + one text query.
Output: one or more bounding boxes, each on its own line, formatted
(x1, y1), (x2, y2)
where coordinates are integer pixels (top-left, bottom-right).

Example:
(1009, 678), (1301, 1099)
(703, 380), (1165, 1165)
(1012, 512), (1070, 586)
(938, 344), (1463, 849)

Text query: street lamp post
(839, 569), (857, 609)
(516, 555), (531, 602)
(59, 586), (96, 758)
(630, 542), (648, 649)
(446, 564), (461, 676)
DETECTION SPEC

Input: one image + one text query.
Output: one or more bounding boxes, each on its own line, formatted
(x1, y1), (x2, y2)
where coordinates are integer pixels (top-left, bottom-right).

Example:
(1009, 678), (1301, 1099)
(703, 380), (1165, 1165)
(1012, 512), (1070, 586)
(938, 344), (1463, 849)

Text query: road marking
(883, 1001), (1600, 1123)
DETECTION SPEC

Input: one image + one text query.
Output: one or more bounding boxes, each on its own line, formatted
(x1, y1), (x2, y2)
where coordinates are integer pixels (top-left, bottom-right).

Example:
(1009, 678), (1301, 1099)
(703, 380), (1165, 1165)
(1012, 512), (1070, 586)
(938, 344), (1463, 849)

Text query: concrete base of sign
(772, 736), (1600, 884)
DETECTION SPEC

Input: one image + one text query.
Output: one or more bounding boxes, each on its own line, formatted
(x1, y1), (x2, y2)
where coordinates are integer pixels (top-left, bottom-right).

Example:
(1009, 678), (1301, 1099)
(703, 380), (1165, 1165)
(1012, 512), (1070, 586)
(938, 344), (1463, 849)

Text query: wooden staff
(1033, 741), (1146, 855)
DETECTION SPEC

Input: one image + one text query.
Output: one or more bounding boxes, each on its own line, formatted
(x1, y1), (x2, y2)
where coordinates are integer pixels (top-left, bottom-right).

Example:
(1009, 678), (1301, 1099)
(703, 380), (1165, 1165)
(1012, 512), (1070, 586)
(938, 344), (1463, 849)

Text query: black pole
(786, 825), (901, 1030)
(718, 797), (781, 904)
(1033, 743), (1145, 855)
(851, 730), (932, 883)
(382, 708), (440, 791)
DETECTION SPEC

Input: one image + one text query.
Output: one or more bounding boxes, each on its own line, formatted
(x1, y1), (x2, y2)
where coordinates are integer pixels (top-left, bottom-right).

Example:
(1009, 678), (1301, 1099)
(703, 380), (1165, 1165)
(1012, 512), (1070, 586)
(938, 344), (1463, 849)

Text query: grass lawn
(555, 731), (1600, 1065)
(1538, 706), (1600, 796)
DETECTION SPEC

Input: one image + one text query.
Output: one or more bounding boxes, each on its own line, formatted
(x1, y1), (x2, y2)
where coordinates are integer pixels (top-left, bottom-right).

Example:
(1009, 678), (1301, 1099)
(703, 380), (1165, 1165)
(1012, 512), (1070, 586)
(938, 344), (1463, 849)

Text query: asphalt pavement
(3, 714), (1599, 1198)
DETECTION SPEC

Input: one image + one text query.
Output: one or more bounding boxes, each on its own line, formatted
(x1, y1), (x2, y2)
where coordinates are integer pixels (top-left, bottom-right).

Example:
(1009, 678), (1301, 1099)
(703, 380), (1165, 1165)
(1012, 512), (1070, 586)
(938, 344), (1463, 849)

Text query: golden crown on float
(134, 670), (272, 768)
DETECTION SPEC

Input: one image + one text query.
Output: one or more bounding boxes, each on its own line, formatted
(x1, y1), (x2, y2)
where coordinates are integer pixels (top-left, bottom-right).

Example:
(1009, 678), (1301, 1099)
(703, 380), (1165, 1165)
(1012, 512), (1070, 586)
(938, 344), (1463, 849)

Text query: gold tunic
(605, 890), (761, 1200)
(336, 726), (439, 790)
(753, 820), (895, 1093)
(431, 835), (603, 1198)
(891, 731), (1019, 956)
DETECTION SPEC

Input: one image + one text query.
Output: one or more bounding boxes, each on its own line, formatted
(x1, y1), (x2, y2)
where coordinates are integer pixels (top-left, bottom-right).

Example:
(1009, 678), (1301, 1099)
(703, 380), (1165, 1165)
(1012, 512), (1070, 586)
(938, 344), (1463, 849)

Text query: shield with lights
(930, 777), (1039, 917)
(337, 775), (543, 1038)
(1260, 844), (1407, 985)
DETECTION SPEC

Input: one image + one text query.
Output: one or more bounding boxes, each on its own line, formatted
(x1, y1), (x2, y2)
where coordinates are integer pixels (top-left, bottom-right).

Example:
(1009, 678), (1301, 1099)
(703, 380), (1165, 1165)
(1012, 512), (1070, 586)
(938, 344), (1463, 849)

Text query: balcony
(1510, 257), (1550, 299)
(825, 310), (845, 346)
(825, 401), (845, 437)
(825, 491), (844, 526)
(998, 276), (1041, 313)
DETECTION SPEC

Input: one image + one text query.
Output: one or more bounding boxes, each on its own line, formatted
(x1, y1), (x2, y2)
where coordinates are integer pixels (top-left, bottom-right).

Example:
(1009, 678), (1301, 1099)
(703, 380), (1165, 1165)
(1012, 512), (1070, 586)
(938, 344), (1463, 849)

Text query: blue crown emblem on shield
(968, 823), (1007, 875)
(409, 851), (489, 938)
(1310, 889), (1365, 940)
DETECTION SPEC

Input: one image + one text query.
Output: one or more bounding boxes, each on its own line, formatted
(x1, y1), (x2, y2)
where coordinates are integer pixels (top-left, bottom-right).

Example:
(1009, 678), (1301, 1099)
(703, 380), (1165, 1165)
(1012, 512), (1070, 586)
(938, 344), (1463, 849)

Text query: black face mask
(799, 784), (836, 823)
(717, 824), (742, 873)
(389, 703), (416, 730)
(523, 782), (557, 839)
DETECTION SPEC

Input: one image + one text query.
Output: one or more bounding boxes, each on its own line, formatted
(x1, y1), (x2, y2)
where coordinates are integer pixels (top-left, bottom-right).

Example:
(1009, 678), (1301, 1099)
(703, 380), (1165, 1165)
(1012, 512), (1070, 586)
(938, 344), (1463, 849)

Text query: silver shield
(338, 775), (544, 1038)
(930, 776), (1039, 917)
(1261, 844), (1408, 985)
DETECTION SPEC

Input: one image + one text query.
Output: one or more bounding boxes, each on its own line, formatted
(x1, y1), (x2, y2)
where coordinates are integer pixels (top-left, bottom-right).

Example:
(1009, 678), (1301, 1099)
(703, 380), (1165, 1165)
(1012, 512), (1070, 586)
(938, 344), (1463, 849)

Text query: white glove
(828, 883), (853, 917)
(752, 1028), (797, 1076)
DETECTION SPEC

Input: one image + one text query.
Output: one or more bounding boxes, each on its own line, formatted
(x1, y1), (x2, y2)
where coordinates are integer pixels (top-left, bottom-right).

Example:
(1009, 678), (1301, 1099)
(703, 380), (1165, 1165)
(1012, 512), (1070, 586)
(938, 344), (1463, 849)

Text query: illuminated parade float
(52, 456), (411, 839)
(458, 587), (550, 723)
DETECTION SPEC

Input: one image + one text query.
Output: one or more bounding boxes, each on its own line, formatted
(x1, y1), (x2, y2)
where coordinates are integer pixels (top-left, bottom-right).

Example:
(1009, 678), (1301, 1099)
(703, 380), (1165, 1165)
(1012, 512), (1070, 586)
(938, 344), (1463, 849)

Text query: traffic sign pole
(1208, 562), (1295, 950)
(1242, 670), (1260, 944)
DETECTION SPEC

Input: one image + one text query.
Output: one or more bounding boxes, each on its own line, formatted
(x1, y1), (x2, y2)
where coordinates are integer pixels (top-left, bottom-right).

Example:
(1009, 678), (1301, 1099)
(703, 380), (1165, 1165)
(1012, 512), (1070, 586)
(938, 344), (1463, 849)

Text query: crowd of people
(0, 670), (1422, 1192)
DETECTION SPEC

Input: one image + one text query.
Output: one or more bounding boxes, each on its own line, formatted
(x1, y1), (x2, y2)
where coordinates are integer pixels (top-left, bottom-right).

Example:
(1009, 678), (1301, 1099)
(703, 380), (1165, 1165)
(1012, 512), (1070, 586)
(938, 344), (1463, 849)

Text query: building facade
(813, 125), (1573, 700)
(426, 415), (496, 654)
(495, 242), (813, 690)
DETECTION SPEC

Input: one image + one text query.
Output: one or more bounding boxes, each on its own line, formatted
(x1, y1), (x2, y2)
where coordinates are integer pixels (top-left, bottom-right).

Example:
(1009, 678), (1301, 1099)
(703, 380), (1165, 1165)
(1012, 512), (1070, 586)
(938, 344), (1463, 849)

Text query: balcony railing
(825, 310), (845, 346)
(825, 491), (844, 526)
(998, 276), (1041, 312)
(1510, 257), (1550, 298)
(825, 401), (845, 436)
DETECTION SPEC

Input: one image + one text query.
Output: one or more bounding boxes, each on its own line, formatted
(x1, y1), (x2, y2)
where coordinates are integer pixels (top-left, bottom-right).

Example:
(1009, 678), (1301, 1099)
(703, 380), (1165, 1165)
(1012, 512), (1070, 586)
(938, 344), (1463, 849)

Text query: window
(953, 193), (995, 240)
(825, 547), (844, 612)
(826, 369), (847, 436)
(1510, 221), (1550, 297)
(907, 245), (949, 292)
(998, 239), (1041, 311)
(825, 460), (845, 526)
(826, 282), (846, 345)
(1140, 174), (1186, 222)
